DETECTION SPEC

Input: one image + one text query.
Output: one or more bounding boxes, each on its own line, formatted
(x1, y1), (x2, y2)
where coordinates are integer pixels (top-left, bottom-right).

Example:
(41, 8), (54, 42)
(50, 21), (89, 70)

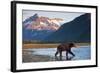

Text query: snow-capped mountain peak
(23, 14), (63, 30)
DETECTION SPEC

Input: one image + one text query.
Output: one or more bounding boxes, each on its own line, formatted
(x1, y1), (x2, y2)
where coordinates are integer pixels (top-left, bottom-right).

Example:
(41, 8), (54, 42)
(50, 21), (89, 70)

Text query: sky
(23, 10), (85, 25)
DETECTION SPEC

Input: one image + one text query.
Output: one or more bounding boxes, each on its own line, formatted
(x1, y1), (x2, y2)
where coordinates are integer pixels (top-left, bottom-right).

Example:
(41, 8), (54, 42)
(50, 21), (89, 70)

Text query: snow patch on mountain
(23, 13), (63, 30)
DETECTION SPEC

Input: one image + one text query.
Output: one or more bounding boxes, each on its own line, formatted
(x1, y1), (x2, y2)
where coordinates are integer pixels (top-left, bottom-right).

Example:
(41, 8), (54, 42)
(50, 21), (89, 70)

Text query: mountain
(23, 13), (63, 41)
(43, 13), (91, 43)
(23, 13), (63, 31)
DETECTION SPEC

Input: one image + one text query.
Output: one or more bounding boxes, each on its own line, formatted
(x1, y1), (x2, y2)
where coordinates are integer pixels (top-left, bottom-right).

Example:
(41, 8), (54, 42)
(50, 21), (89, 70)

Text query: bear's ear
(69, 43), (74, 47)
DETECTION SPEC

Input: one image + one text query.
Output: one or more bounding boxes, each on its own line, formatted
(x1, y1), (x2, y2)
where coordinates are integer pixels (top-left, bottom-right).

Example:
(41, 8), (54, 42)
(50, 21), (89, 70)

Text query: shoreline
(23, 43), (90, 49)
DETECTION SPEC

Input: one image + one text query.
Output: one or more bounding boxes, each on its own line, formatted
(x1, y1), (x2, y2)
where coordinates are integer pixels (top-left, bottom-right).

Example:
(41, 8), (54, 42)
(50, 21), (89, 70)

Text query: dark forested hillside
(43, 13), (91, 43)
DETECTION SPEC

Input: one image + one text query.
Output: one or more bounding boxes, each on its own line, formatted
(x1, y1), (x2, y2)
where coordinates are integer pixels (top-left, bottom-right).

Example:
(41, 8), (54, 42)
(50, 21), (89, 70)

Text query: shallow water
(23, 46), (91, 62)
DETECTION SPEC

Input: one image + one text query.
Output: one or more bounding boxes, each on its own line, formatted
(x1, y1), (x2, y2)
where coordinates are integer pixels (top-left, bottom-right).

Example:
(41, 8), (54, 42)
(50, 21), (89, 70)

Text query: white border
(16, 4), (96, 70)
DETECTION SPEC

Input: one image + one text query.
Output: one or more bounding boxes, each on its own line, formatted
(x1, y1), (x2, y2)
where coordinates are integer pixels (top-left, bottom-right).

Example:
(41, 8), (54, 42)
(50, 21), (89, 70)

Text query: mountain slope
(44, 13), (91, 43)
(23, 13), (63, 31)
(23, 29), (54, 41)
(23, 13), (38, 26)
